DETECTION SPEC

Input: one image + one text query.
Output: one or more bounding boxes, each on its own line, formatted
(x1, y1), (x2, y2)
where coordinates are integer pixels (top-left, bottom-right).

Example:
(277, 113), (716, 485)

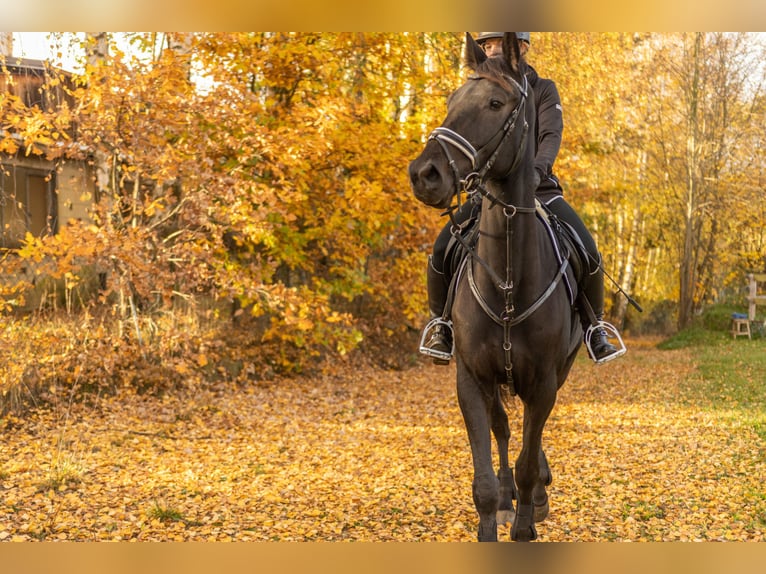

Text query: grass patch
(659, 322), (766, 439)
(37, 452), (85, 491)
(656, 326), (729, 350)
(694, 343), (766, 406)
(148, 501), (187, 523)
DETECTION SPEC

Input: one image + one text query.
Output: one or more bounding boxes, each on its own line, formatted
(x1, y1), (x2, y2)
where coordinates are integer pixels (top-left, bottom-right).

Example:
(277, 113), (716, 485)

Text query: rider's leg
(582, 264), (626, 363)
(420, 202), (475, 364)
(545, 197), (625, 363)
(420, 255), (453, 364)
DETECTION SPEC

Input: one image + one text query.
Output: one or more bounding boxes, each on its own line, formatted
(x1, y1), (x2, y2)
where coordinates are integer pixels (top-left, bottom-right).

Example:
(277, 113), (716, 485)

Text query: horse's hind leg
(491, 395), (516, 527)
(457, 371), (498, 542)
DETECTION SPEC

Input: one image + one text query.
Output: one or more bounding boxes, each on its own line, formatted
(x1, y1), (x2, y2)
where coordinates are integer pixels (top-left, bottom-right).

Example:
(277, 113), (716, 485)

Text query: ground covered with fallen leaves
(1, 338), (764, 542)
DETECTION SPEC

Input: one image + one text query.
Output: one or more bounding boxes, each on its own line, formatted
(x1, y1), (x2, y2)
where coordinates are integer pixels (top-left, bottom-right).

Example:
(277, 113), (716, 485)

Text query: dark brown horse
(409, 33), (582, 542)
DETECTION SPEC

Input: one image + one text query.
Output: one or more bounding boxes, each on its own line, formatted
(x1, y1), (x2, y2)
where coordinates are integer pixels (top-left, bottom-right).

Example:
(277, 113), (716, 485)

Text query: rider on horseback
(420, 32), (626, 365)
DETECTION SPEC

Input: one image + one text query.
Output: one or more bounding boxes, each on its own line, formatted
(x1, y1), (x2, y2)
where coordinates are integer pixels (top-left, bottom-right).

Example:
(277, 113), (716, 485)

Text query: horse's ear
(503, 32), (521, 74)
(464, 32), (486, 70)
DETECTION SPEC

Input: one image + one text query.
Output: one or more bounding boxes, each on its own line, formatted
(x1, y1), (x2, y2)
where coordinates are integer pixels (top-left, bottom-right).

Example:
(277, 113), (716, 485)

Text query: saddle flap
(536, 201), (588, 287)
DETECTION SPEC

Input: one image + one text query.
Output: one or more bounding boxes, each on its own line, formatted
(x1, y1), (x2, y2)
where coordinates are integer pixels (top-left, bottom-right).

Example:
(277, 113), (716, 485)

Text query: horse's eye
(490, 99), (504, 110)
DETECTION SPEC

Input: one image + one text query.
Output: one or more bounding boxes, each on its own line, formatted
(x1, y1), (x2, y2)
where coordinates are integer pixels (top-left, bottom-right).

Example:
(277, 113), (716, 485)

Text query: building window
(0, 164), (56, 248)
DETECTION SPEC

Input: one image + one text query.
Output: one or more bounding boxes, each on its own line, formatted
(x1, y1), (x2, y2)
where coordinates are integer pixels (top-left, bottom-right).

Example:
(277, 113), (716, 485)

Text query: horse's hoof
(511, 504), (538, 542)
(496, 508), (516, 526)
(533, 497), (549, 523)
(477, 522), (498, 542)
(511, 521), (538, 542)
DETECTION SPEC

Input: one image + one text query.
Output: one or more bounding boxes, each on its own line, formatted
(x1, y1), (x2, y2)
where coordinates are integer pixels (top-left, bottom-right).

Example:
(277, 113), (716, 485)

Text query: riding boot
(419, 256), (454, 365)
(581, 267), (626, 364)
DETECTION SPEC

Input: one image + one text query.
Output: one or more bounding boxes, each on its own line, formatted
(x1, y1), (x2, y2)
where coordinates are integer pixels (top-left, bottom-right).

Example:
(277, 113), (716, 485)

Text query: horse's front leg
(491, 393), (516, 528)
(512, 382), (556, 542)
(457, 366), (498, 542)
(532, 448), (552, 522)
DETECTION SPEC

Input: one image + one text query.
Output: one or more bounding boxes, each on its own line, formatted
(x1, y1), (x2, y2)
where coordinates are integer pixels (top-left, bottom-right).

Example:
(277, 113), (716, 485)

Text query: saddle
(535, 200), (590, 290)
(440, 200), (589, 318)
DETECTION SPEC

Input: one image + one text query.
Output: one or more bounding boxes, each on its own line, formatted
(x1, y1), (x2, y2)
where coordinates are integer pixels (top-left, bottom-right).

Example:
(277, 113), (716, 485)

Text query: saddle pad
(441, 200), (583, 307)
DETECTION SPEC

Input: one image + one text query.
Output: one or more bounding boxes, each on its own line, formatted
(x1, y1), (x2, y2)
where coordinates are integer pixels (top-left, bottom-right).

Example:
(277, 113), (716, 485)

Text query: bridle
(428, 73), (531, 210)
(427, 71), (569, 389)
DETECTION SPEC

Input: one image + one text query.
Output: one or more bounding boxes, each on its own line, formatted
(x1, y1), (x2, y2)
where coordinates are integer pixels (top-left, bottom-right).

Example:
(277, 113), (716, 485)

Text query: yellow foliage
(1, 341), (764, 541)
(3, 32), (766, 371)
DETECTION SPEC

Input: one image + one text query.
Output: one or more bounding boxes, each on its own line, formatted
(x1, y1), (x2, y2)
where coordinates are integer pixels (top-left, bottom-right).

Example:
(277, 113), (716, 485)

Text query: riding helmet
(476, 32), (530, 45)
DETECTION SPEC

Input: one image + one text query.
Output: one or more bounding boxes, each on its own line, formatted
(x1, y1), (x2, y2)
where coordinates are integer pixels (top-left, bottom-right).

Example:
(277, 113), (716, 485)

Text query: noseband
(428, 74), (530, 207)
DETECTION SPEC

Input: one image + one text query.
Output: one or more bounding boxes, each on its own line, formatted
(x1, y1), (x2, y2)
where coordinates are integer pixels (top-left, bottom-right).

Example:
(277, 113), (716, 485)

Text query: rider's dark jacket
(430, 60), (598, 273)
(527, 65), (564, 204)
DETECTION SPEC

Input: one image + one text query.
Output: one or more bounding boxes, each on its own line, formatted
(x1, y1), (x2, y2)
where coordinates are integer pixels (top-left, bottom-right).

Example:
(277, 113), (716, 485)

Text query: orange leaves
(1, 340), (764, 541)
(3, 33), (468, 367)
(0, 91), (48, 157)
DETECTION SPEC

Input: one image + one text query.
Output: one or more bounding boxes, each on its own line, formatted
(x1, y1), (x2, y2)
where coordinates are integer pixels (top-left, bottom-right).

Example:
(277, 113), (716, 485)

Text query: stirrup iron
(419, 317), (455, 361)
(584, 321), (626, 364)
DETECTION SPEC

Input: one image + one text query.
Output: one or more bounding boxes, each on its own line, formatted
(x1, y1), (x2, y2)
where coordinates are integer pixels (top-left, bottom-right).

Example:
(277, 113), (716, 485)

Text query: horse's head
(409, 32), (532, 209)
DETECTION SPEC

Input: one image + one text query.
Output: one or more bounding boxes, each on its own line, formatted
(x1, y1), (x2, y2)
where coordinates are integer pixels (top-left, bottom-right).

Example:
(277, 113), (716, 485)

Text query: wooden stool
(731, 314), (751, 339)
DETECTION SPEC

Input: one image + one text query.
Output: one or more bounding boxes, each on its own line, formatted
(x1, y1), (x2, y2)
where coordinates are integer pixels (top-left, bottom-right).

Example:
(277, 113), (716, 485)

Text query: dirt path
(1, 338), (764, 541)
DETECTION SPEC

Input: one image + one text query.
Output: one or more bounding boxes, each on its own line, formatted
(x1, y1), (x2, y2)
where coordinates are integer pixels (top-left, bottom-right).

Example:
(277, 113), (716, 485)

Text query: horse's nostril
(423, 164), (439, 183)
(417, 162), (441, 186)
(410, 160), (440, 188)
(409, 166), (419, 187)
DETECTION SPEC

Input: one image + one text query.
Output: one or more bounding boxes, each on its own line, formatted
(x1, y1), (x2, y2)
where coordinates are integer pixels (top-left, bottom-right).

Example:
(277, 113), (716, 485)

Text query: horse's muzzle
(408, 155), (453, 209)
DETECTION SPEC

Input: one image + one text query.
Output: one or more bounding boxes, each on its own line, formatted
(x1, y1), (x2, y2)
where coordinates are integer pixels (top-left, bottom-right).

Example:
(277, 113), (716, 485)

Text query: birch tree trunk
(86, 33), (111, 199)
(0, 32), (13, 57)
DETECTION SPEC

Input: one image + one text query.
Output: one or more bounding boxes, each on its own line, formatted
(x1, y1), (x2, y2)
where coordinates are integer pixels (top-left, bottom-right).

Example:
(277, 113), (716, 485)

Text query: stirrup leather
(419, 317), (455, 361)
(584, 321), (626, 364)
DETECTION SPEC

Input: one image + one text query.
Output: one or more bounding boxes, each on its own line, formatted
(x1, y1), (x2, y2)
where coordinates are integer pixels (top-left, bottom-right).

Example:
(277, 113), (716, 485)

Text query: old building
(1, 48), (95, 249)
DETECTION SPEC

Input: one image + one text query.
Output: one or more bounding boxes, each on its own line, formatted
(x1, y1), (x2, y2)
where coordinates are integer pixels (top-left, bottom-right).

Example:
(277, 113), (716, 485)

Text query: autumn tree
(646, 33), (766, 329)
(731, 92), (766, 274)
(3, 32), (469, 373)
(182, 33), (468, 358)
(531, 33), (656, 328)
(531, 33), (766, 330)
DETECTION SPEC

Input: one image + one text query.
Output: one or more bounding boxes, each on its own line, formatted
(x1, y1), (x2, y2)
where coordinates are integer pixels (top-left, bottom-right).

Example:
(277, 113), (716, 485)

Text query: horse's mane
(469, 56), (529, 94)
